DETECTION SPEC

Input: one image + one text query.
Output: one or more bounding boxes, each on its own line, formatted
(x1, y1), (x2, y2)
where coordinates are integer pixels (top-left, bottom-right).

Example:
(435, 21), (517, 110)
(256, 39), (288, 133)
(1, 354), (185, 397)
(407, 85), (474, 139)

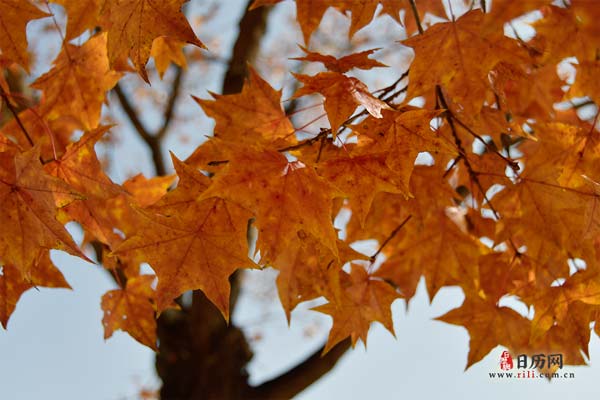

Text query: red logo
(500, 350), (513, 370)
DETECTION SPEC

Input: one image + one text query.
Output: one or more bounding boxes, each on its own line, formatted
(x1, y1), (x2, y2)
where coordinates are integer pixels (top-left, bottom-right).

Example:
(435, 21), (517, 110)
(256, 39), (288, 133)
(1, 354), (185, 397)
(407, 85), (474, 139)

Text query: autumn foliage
(1, 0), (600, 383)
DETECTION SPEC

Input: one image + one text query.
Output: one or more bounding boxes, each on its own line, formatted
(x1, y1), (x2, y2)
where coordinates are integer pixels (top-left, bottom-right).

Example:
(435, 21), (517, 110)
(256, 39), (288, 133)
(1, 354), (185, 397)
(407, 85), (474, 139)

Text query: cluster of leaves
(1, 0), (600, 374)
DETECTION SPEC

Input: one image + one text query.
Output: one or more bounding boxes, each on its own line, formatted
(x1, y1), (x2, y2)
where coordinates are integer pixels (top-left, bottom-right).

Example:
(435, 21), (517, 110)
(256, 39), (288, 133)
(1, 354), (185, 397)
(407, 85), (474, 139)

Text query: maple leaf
(481, 0), (552, 33)
(287, 0), (329, 44)
(307, 142), (410, 225)
(293, 71), (391, 135)
(0, 147), (87, 275)
(518, 326), (589, 371)
(195, 67), (294, 147)
(88, 173), (175, 248)
(403, 10), (528, 112)
(0, 251), (70, 328)
(121, 174), (176, 208)
(273, 233), (367, 320)
(151, 36), (188, 79)
(530, 4), (600, 64)
(314, 264), (401, 354)
(568, 61), (600, 107)
(391, 0), (448, 34)
(525, 121), (600, 188)
(45, 127), (122, 200)
(344, 165), (482, 300)
(352, 108), (452, 184)
(0, 0), (48, 72)
(115, 155), (256, 320)
(494, 142), (600, 257)
(489, 62), (564, 120)
(436, 296), (531, 369)
(100, 0), (204, 82)
(200, 149), (341, 263)
(31, 33), (122, 130)
(51, 0), (102, 40)
(1, 109), (78, 161)
(515, 271), (599, 359)
(44, 127), (126, 245)
(251, 1), (432, 43)
(101, 274), (158, 349)
(292, 47), (387, 73)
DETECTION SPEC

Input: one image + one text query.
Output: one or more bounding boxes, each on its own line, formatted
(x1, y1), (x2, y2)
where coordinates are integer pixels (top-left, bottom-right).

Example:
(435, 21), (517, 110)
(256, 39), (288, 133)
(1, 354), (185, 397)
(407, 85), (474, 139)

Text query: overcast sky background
(1, 0), (599, 399)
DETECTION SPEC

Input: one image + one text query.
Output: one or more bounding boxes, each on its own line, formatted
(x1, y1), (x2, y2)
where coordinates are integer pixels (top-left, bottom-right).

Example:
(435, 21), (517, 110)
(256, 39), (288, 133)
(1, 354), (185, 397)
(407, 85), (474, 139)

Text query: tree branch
(249, 338), (351, 399)
(409, 0), (424, 34)
(156, 66), (184, 140)
(222, 1), (269, 95)
(113, 83), (153, 143)
(113, 83), (166, 175)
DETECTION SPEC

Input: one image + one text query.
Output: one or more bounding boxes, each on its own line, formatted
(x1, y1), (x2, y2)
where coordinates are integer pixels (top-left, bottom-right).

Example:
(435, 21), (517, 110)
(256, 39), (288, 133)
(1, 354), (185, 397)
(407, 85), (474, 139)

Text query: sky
(1, 0), (600, 399)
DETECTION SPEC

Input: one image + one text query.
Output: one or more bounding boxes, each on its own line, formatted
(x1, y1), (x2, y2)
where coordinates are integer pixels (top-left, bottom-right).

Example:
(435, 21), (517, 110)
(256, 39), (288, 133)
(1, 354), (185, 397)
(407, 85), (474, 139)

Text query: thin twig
(113, 83), (166, 175)
(114, 84), (153, 143)
(443, 155), (462, 178)
(370, 215), (412, 262)
(570, 99), (595, 110)
(450, 114), (520, 172)
(382, 85), (408, 104)
(375, 70), (409, 99)
(0, 86), (34, 147)
(480, 0), (487, 13)
(436, 85), (500, 218)
(477, 171), (600, 198)
(408, 0), (424, 34)
(156, 66), (184, 140)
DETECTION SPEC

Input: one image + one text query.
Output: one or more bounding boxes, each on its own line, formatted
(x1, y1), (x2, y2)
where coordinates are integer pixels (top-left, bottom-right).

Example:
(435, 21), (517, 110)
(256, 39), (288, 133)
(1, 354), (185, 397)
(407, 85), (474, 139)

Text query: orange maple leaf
(151, 36), (188, 79)
(273, 233), (367, 320)
(0, 251), (70, 328)
(101, 274), (158, 349)
(353, 108), (451, 184)
(307, 142), (409, 226)
(0, 0), (48, 72)
(50, 0), (102, 40)
(293, 71), (391, 135)
(404, 10), (527, 112)
(0, 147), (88, 275)
(200, 149), (341, 263)
(292, 46), (387, 73)
(32, 33), (122, 130)
(436, 296), (531, 369)
(115, 156), (256, 320)
(100, 0), (205, 82)
(314, 264), (401, 354)
(195, 67), (294, 147)
(44, 127), (127, 246)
